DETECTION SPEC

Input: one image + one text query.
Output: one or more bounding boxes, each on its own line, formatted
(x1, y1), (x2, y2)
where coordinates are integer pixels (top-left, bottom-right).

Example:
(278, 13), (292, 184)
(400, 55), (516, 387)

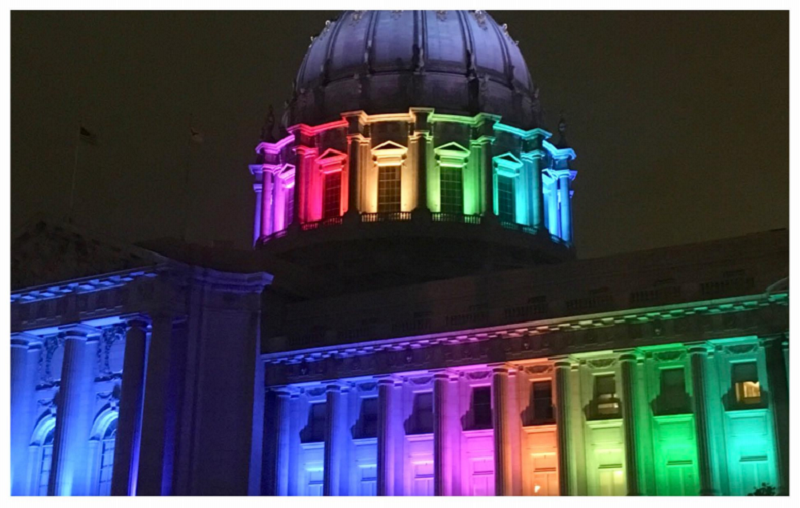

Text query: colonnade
(9, 317), (153, 496)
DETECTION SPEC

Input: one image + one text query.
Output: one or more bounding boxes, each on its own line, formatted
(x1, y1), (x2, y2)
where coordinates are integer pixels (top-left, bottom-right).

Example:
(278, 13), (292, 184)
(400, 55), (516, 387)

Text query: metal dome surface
(289, 10), (541, 129)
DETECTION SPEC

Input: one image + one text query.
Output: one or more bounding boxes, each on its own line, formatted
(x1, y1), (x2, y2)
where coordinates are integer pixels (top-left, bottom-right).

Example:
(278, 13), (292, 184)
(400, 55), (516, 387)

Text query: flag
(190, 127), (204, 144)
(79, 125), (97, 145)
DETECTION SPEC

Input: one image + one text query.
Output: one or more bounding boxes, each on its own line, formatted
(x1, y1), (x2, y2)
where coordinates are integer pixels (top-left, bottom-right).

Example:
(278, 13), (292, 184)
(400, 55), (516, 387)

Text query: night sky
(11, 10), (788, 259)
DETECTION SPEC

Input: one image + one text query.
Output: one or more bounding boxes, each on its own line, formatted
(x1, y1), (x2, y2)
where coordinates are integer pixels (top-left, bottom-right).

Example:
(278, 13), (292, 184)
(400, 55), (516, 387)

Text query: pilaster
(688, 344), (717, 495)
(619, 352), (641, 495)
(492, 366), (512, 496)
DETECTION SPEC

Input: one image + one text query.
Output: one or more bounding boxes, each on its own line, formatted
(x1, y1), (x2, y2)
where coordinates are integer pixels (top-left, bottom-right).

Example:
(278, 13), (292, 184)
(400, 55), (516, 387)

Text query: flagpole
(68, 122), (81, 223)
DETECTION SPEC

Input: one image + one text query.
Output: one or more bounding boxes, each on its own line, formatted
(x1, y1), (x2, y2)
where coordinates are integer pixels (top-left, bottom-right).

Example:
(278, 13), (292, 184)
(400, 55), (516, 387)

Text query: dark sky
(11, 10), (788, 259)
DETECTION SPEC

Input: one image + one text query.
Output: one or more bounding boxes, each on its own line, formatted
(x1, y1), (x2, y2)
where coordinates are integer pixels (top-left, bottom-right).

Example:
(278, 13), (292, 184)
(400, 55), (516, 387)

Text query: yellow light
(614, 470), (623, 477)
(534, 485), (541, 493)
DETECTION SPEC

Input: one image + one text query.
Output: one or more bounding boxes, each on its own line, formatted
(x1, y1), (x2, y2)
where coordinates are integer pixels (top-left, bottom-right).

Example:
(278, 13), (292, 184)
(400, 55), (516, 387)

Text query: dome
(289, 10), (541, 129)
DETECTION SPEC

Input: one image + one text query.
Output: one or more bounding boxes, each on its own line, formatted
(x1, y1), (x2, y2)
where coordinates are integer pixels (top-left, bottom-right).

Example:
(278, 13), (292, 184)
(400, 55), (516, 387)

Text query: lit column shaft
(554, 359), (572, 496)
(433, 372), (453, 496)
(377, 378), (396, 496)
(253, 181), (262, 245)
(111, 318), (149, 496)
(347, 136), (360, 215)
(481, 139), (495, 217)
(524, 152), (545, 230)
(10, 335), (40, 495)
(620, 353), (641, 495)
(136, 313), (180, 496)
(262, 172), (274, 237)
(323, 384), (345, 496)
(546, 178), (559, 236)
(689, 345), (716, 496)
(416, 135), (429, 213)
(50, 329), (96, 496)
(273, 390), (291, 496)
(764, 337), (789, 495)
(492, 366), (512, 496)
(558, 173), (571, 242)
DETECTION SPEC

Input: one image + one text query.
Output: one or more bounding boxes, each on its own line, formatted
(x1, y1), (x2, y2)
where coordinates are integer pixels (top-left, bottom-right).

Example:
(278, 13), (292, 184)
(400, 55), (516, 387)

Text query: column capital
(124, 315), (150, 329)
(618, 351), (641, 363)
(492, 365), (510, 375)
(688, 343), (712, 356)
(553, 357), (575, 369)
(57, 324), (96, 340)
(11, 332), (42, 348)
(377, 376), (399, 387)
(325, 383), (343, 393)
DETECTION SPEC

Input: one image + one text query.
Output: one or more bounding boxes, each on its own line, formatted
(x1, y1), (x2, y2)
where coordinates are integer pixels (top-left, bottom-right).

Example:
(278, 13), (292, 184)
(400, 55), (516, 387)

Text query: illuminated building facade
(10, 10), (789, 497)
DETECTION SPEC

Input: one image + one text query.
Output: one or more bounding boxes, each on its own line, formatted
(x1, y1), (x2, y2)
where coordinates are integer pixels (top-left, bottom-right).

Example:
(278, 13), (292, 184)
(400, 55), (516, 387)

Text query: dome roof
(289, 10), (542, 129)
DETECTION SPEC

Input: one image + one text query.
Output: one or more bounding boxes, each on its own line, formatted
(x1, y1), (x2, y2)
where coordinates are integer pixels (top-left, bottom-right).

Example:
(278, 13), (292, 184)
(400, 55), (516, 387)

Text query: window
(440, 166), (463, 214)
(378, 165), (401, 213)
(323, 172), (341, 219)
(472, 386), (493, 429)
(97, 418), (118, 496)
(305, 403), (327, 443)
(659, 368), (688, 414)
(733, 362), (761, 405)
(531, 381), (554, 425)
(595, 375), (620, 417)
(356, 397), (378, 439)
(409, 392), (433, 434)
(37, 427), (55, 496)
(284, 184), (294, 226)
(497, 174), (515, 222)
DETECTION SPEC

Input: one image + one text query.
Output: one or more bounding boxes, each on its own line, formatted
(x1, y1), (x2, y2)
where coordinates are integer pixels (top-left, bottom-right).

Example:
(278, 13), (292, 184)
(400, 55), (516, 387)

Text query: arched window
(37, 427), (55, 496)
(96, 418), (118, 495)
(29, 416), (56, 496)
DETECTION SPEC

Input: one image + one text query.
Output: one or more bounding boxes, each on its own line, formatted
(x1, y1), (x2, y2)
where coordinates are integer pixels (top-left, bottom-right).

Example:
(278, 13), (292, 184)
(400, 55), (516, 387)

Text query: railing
(360, 211), (412, 223)
(431, 212), (482, 225)
(301, 217), (343, 231)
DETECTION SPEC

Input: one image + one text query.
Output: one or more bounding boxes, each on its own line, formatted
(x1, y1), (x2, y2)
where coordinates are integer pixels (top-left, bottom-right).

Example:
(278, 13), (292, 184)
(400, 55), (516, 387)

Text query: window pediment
(494, 152), (523, 178)
(316, 148), (347, 174)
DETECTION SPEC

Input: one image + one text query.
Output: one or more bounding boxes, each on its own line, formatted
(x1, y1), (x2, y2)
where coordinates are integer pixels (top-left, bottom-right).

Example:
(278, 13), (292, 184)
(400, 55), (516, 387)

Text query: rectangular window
(410, 392), (433, 434)
(531, 381), (554, 424)
(497, 174), (515, 222)
(306, 402), (327, 442)
(378, 165), (401, 213)
(595, 374), (620, 417)
(733, 362), (761, 405)
(472, 386), (493, 429)
(659, 367), (686, 411)
(357, 397), (379, 439)
(323, 172), (341, 219)
(284, 184), (295, 226)
(440, 165), (464, 214)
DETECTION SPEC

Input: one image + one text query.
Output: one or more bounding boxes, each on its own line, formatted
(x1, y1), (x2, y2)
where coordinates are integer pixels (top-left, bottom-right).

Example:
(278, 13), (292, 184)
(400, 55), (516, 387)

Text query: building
(9, 10), (789, 497)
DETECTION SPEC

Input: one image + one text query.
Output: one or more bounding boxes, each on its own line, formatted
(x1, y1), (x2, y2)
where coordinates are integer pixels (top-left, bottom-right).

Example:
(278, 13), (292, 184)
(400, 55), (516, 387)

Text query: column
(323, 384), (345, 496)
(546, 178), (559, 237)
(111, 318), (149, 496)
(558, 172), (572, 243)
(377, 378), (396, 496)
(137, 313), (182, 496)
(262, 173), (274, 237)
(620, 353), (641, 495)
(492, 366), (512, 496)
(272, 390), (291, 496)
(689, 345), (716, 496)
(346, 136), (361, 217)
(292, 148), (309, 229)
(481, 138), (495, 219)
(252, 181), (262, 245)
(554, 359), (572, 496)
(764, 337), (789, 495)
(50, 328), (95, 496)
(433, 372), (453, 496)
(10, 334), (41, 495)
(524, 152), (545, 231)
(415, 135), (429, 214)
